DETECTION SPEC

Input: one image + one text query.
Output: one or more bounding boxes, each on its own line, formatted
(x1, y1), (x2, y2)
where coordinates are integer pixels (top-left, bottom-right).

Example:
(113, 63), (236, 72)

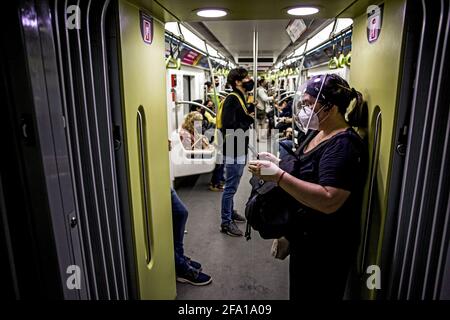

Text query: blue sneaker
(185, 256), (202, 271)
(176, 268), (212, 286)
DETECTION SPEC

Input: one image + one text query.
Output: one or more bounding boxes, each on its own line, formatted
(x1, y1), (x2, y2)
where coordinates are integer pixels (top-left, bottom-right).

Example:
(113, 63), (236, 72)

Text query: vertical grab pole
(291, 55), (305, 152)
(207, 56), (220, 110)
(253, 28), (259, 152)
(173, 88), (179, 131)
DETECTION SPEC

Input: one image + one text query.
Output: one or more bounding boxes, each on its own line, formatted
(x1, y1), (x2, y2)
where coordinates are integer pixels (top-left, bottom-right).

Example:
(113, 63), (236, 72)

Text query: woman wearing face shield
(248, 74), (367, 300)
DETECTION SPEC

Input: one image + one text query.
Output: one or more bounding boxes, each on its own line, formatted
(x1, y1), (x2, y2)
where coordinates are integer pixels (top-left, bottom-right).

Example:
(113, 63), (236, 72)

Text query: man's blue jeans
(171, 188), (190, 274)
(211, 163), (225, 186)
(221, 156), (246, 226)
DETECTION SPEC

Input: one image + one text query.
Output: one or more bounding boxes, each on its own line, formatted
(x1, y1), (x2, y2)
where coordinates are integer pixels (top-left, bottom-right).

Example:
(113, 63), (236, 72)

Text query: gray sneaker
(220, 221), (243, 237)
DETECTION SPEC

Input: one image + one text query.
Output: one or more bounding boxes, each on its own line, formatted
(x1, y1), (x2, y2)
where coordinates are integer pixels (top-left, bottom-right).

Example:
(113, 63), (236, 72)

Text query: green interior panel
(350, 0), (407, 299)
(118, 0), (176, 299)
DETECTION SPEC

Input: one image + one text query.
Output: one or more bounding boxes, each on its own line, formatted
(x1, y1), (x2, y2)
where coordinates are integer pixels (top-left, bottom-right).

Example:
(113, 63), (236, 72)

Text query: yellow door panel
(350, 0), (407, 299)
(118, 0), (175, 299)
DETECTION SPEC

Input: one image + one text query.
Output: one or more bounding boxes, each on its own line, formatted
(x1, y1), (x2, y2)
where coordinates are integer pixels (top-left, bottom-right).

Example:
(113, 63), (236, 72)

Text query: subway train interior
(0, 0), (449, 302)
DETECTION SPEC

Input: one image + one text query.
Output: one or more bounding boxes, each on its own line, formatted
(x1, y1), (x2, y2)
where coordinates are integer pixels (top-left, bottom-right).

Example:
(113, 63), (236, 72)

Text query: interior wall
(349, 0), (407, 298)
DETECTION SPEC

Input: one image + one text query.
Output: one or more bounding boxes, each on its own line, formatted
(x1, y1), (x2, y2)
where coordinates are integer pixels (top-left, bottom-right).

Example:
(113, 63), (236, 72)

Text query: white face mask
(296, 104), (327, 133)
(297, 106), (319, 133)
(293, 75), (328, 133)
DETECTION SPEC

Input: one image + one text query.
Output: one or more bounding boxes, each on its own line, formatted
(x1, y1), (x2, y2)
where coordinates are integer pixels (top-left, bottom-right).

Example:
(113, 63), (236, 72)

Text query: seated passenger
(169, 137), (212, 286)
(179, 111), (213, 151)
(203, 100), (226, 192)
(278, 98), (293, 118)
(275, 99), (293, 133)
(203, 99), (216, 126)
(249, 74), (367, 300)
(168, 140), (211, 285)
(190, 99), (211, 131)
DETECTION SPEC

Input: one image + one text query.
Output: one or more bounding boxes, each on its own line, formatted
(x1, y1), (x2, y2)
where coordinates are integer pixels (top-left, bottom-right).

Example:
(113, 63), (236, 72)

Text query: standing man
(219, 67), (255, 236)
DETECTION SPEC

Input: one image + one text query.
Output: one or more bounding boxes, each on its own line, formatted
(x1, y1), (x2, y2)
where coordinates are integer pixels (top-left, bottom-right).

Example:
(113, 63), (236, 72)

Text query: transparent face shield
(292, 75), (327, 133)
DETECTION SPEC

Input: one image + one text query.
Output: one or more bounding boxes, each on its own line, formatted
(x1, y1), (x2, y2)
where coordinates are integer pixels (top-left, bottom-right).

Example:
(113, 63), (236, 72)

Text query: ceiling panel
(153, 0), (364, 68)
(154, 0), (357, 21)
(203, 20), (292, 60)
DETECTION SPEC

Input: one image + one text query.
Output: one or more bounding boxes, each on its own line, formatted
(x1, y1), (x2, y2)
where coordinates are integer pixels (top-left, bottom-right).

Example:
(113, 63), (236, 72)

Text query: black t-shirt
(221, 89), (254, 158)
(285, 128), (367, 247)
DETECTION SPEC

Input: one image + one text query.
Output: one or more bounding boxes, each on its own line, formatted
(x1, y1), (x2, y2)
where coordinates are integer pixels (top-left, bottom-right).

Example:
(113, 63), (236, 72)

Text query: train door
(0, 0), (88, 299)
(183, 75), (192, 101)
(347, 0), (410, 299)
(117, 1), (176, 299)
(381, 0), (450, 299)
(50, 0), (135, 299)
(347, 0), (450, 300)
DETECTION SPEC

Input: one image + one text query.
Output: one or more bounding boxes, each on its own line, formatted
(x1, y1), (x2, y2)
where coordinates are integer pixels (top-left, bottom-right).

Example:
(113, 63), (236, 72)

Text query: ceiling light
(286, 6), (319, 16)
(196, 9), (227, 18)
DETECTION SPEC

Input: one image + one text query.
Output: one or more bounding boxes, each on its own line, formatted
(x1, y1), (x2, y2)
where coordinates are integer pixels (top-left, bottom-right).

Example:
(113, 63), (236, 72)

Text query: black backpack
(244, 140), (305, 240)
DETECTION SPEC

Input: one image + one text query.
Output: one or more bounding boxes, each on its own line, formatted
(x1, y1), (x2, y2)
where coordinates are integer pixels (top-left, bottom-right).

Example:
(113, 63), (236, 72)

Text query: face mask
(296, 105), (326, 133)
(242, 79), (254, 92)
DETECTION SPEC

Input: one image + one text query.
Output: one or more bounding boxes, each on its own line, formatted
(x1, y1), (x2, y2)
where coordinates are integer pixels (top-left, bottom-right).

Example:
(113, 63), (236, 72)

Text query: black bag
(245, 180), (295, 240)
(244, 140), (306, 240)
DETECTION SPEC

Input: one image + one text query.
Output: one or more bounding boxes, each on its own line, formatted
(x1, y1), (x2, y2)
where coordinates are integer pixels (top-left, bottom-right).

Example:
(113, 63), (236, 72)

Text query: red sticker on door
(140, 11), (153, 45)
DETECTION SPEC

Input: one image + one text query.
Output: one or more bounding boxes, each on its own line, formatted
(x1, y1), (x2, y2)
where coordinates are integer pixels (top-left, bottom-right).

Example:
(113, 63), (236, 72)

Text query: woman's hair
(306, 74), (366, 127)
(257, 78), (266, 87)
(227, 67), (248, 89)
(189, 99), (205, 113)
(182, 111), (203, 134)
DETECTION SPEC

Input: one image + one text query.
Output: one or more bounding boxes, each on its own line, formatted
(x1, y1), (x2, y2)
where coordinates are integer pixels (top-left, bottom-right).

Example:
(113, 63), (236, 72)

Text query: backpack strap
(279, 140), (299, 159)
(228, 92), (250, 115)
(216, 92), (249, 131)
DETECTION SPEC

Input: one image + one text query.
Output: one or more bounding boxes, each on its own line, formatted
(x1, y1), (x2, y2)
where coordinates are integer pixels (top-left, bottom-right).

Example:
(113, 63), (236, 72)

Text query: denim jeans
(210, 163), (225, 186)
(170, 188), (190, 274)
(221, 156), (246, 225)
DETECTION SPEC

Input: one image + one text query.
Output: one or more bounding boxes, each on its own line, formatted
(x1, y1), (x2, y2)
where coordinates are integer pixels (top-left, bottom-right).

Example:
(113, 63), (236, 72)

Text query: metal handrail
(137, 107), (152, 265)
(175, 101), (216, 117)
(291, 55), (305, 151)
(360, 110), (382, 274)
(253, 29), (259, 152)
(278, 93), (296, 104)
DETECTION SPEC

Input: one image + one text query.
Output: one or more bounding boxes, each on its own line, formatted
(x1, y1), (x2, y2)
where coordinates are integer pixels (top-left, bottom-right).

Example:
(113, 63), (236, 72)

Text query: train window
(334, 18), (353, 34)
(294, 43), (306, 56)
(179, 24), (207, 52)
(164, 22), (181, 36)
(305, 22), (334, 51)
(206, 43), (219, 58)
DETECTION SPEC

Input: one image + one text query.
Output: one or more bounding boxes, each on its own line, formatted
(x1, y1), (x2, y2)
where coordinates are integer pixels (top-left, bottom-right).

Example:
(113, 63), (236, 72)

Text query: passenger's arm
(248, 160), (350, 214)
(277, 172), (350, 214)
(258, 88), (273, 103)
(249, 138), (360, 214)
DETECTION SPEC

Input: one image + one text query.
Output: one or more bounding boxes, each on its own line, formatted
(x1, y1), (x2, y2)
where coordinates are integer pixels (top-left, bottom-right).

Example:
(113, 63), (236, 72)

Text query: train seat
(170, 130), (216, 178)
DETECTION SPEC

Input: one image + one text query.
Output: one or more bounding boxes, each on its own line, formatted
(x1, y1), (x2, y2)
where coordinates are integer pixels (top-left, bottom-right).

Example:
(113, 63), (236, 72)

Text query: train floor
(174, 166), (289, 300)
